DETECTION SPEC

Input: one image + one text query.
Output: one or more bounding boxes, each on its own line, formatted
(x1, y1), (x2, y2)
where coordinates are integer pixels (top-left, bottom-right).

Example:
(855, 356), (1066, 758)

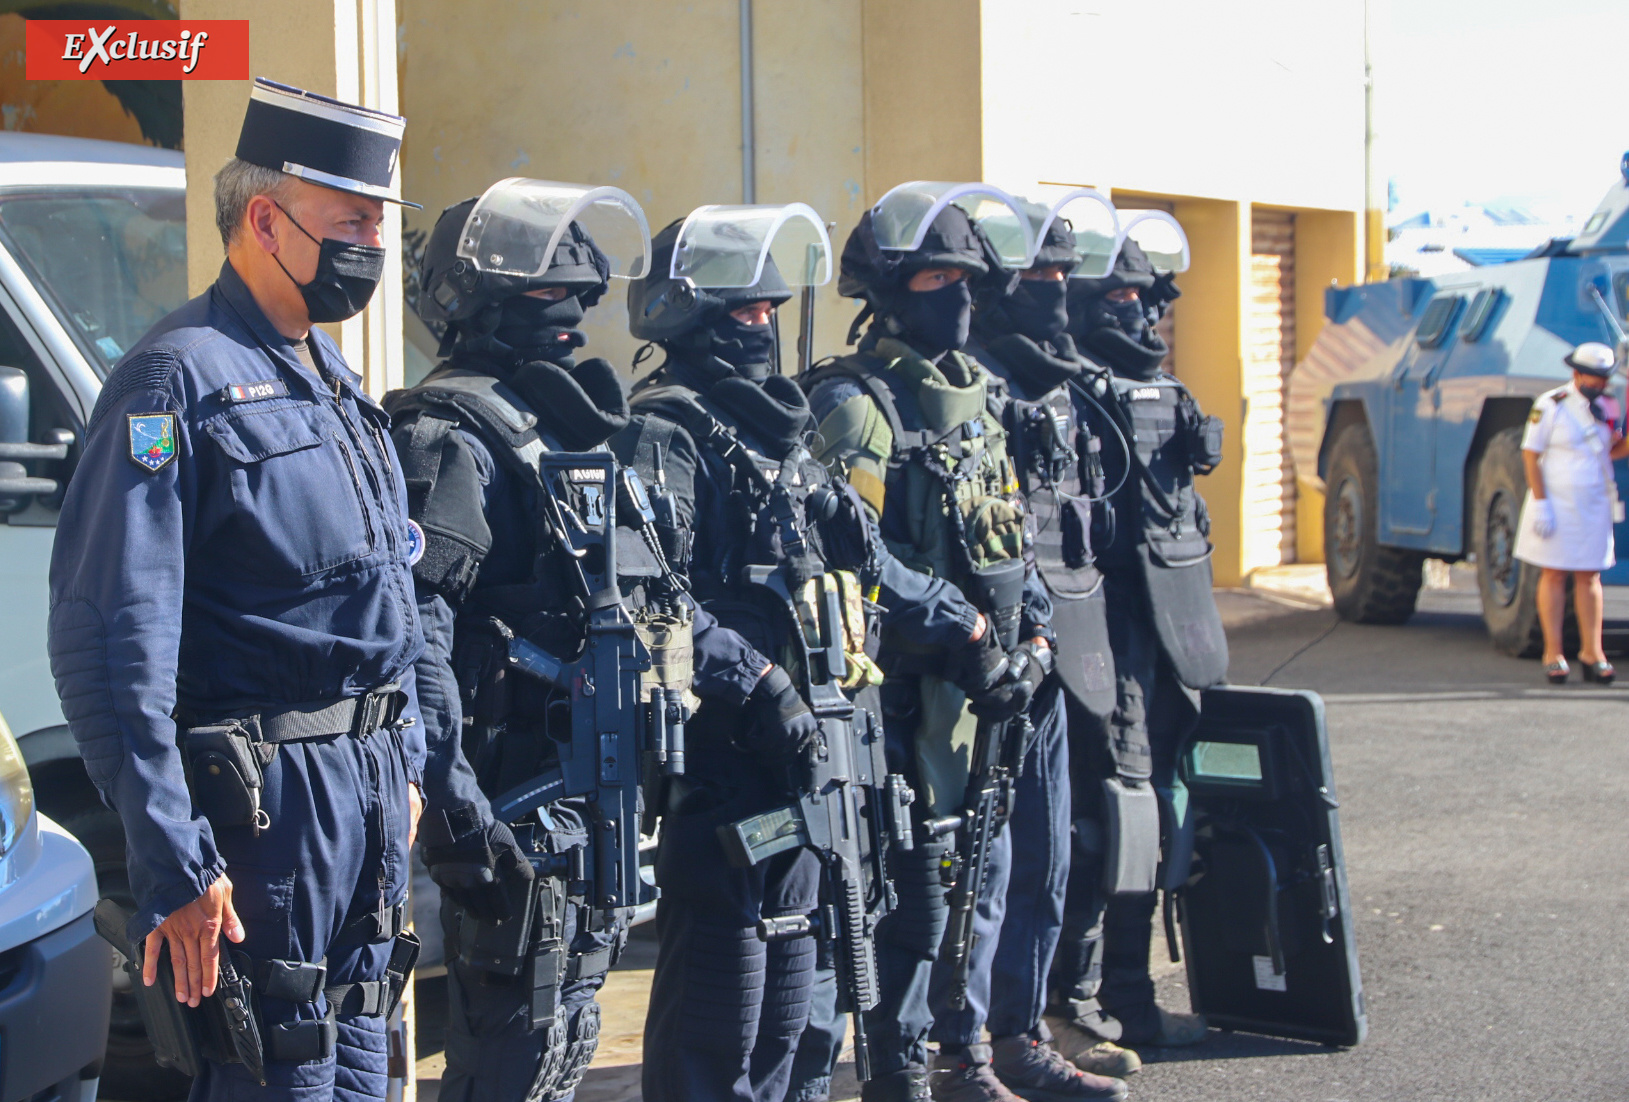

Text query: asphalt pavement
(417, 577), (1629, 1101)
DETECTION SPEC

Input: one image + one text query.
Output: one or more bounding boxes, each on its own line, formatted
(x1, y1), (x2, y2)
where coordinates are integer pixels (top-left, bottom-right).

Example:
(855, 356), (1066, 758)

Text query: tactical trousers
(1053, 574), (1198, 1043)
(930, 682), (1069, 1047)
(189, 729), (413, 1102)
(642, 753), (821, 1102)
(440, 900), (614, 1102)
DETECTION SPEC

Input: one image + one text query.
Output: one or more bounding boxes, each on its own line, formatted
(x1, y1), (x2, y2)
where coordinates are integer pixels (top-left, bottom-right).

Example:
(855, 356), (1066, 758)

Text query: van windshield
(0, 187), (187, 378)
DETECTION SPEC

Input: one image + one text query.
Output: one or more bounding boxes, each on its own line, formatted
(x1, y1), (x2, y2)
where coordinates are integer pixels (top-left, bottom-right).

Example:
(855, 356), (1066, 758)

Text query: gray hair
(213, 158), (301, 248)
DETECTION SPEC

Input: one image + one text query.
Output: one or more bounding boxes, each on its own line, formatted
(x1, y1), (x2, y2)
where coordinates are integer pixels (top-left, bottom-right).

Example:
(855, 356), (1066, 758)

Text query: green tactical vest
(809, 337), (1022, 586)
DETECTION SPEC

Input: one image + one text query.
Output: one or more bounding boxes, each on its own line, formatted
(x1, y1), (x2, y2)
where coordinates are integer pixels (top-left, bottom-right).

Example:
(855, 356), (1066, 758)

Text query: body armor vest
(626, 382), (833, 664)
(1082, 370), (1228, 690)
(971, 341), (1117, 717)
(805, 340), (1023, 645)
(387, 363), (691, 794)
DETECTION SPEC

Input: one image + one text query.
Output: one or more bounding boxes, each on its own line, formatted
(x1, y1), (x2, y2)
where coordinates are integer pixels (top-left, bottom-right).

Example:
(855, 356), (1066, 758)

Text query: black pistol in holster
(94, 898), (266, 1085)
(484, 454), (689, 931)
(715, 566), (912, 1084)
(441, 830), (573, 1031)
(925, 555), (1053, 1012)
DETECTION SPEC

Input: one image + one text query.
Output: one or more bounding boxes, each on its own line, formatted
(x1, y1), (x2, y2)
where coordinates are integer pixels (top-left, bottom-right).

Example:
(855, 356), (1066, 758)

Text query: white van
(0, 131), (188, 1100)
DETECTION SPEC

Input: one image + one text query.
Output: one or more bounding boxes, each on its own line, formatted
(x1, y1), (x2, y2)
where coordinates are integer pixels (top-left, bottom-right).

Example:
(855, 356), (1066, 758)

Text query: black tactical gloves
(968, 640), (1051, 721)
(747, 665), (821, 762)
(951, 620), (1010, 698)
(419, 804), (534, 923)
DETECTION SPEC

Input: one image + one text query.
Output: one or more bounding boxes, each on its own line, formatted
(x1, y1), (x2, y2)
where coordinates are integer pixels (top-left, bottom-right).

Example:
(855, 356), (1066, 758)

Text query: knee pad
(880, 841), (951, 959)
(541, 1001), (601, 1101)
(521, 1015), (566, 1102)
(760, 935), (816, 1038)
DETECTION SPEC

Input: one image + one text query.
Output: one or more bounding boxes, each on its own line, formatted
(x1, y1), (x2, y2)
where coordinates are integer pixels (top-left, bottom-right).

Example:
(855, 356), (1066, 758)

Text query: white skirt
(1513, 487), (1616, 572)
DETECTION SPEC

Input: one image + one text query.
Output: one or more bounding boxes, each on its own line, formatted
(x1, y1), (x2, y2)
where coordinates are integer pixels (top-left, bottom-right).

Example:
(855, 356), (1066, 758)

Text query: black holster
(181, 722), (268, 834)
(445, 872), (567, 1031)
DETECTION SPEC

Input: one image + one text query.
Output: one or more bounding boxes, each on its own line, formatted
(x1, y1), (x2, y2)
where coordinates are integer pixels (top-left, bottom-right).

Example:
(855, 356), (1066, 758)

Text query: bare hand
(143, 875), (245, 1007)
(407, 781), (423, 849)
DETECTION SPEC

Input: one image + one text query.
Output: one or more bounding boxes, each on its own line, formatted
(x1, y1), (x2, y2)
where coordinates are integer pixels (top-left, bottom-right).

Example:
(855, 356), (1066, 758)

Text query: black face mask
(711, 316), (778, 379)
(897, 279), (972, 359)
(1579, 382), (1607, 403)
(272, 202), (386, 323)
(493, 293), (586, 366)
(1004, 278), (1070, 344)
(1106, 298), (1147, 340)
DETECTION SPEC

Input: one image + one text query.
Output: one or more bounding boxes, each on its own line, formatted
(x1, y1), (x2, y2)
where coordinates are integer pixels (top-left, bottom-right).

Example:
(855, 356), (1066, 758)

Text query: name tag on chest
(220, 379), (290, 404)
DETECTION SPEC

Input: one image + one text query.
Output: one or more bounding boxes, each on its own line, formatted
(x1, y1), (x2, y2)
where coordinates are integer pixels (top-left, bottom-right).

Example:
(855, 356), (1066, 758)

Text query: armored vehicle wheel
(59, 804), (191, 1102)
(1475, 428), (1544, 657)
(1324, 424), (1424, 623)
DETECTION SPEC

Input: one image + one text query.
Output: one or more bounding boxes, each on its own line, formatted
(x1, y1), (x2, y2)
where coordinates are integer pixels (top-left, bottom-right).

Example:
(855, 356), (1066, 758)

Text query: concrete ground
(414, 564), (1629, 1101)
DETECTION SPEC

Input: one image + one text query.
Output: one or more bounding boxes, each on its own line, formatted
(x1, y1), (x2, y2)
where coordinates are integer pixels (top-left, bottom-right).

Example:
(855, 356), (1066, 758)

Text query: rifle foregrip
(758, 913), (816, 941)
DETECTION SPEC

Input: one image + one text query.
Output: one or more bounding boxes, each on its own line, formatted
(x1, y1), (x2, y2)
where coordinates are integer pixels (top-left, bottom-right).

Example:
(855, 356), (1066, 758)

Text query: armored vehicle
(1290, 156), (1629, 655)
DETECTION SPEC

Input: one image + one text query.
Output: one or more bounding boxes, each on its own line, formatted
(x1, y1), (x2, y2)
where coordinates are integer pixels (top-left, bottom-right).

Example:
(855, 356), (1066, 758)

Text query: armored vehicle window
(1460, 288), (1505, 343)
(0, 188), (187, 379)
(1414, 294), (1465, 349)
(1614, 272), (1629, 325)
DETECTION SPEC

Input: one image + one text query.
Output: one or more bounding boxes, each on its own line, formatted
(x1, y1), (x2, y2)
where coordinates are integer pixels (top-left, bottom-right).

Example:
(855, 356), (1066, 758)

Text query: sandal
(1581, 660), (1616, 685)
(1545, 659), (1570, 685)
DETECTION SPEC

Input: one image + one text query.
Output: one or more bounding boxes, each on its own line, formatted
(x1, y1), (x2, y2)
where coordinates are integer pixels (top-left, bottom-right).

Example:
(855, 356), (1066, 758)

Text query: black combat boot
(863, 1065), (932, 1102)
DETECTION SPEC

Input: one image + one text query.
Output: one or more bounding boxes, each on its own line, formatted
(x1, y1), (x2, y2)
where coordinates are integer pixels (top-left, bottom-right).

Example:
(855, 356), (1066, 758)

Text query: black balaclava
(273, 202), (386, 323)
(896, 279), (973, 361)
(1067, 239), (1169, 381)
(491, 293), (587, 366)
(709, 315), (778, 379)
(1004, 279), (1070, 345)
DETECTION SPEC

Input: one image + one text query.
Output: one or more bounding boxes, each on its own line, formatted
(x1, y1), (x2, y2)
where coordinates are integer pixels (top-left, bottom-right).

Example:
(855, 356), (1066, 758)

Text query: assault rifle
(924, 557), (1053, 1011)
(716, 565), (913, 1083)
(486, 453), (689, 928)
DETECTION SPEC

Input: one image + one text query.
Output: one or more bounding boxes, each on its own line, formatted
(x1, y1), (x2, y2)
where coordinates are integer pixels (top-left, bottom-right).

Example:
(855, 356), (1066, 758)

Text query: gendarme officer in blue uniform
(49, 79), (426, 1102)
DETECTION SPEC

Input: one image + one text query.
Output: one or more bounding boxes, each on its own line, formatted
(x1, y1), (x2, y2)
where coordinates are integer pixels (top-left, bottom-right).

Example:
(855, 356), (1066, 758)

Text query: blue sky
(1381, 0), (1629, 220)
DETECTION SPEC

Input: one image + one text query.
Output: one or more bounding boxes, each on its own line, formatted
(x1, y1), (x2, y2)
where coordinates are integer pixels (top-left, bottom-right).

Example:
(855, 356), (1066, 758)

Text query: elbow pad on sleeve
(392, 414), (493, 603)
(48, 599), (124, 788)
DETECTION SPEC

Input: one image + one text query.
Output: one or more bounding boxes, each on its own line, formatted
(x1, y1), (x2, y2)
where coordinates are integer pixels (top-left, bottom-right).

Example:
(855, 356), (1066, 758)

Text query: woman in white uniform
(1515, 342), (1629, 684)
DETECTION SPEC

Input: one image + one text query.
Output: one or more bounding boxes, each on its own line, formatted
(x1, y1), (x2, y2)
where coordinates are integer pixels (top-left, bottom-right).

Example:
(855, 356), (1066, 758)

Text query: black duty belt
(256, 684), (407, 743)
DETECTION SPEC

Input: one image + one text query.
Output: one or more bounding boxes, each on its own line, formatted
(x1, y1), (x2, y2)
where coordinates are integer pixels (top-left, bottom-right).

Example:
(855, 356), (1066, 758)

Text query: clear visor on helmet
(869, 181), (1034, 268)
(670, 203), (833, 288)
(456, 177), (652, 279)
(1024, 188), (1120, 278)
(1117, 210), (1190, 273)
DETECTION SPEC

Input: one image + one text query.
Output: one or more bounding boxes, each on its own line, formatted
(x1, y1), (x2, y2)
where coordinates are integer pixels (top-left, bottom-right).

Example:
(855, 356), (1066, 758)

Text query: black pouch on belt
(183, 722), (267, 832)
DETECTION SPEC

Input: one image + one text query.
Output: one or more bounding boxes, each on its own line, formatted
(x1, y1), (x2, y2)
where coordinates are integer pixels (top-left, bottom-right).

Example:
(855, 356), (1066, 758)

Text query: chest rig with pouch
(626, 383), (862, 670)
(1093, 371), (1228, 690)
(806, 338), (1027, 649)
(975, 339), (1117, 719)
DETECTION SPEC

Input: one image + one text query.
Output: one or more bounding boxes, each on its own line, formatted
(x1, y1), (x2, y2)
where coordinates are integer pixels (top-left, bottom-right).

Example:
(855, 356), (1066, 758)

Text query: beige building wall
(316, 0), (1363, 583)
(179, 0), (406, 397)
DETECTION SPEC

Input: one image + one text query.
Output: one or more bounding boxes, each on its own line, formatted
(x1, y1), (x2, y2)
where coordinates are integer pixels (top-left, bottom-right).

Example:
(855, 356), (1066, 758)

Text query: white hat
(1564, 342), (1617, 377)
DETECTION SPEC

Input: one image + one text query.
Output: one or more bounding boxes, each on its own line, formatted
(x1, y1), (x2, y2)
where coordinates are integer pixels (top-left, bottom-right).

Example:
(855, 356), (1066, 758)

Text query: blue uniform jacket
(48, 261), (425, 939)
(410, 412), (774, 821)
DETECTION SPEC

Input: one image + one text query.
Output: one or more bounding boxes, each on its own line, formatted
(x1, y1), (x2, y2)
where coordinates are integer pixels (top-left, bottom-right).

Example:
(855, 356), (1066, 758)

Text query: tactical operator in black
(51, 78), (424, 1102)
(799, 186), (1064, 1102)
(954, 210), (1136, 1095)
(617, 209), (989, 1102)
(1049, 237), (1228, 1051)
(388, 183), (773, 1102)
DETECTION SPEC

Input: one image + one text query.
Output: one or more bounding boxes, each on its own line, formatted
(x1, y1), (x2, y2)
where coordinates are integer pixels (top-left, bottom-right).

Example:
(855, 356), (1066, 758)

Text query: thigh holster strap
(564, 944), (614, 982)
(325, 981), (388, 1018)
(253, 959), (327, 1004)
(265, 1010), (337, 1063)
